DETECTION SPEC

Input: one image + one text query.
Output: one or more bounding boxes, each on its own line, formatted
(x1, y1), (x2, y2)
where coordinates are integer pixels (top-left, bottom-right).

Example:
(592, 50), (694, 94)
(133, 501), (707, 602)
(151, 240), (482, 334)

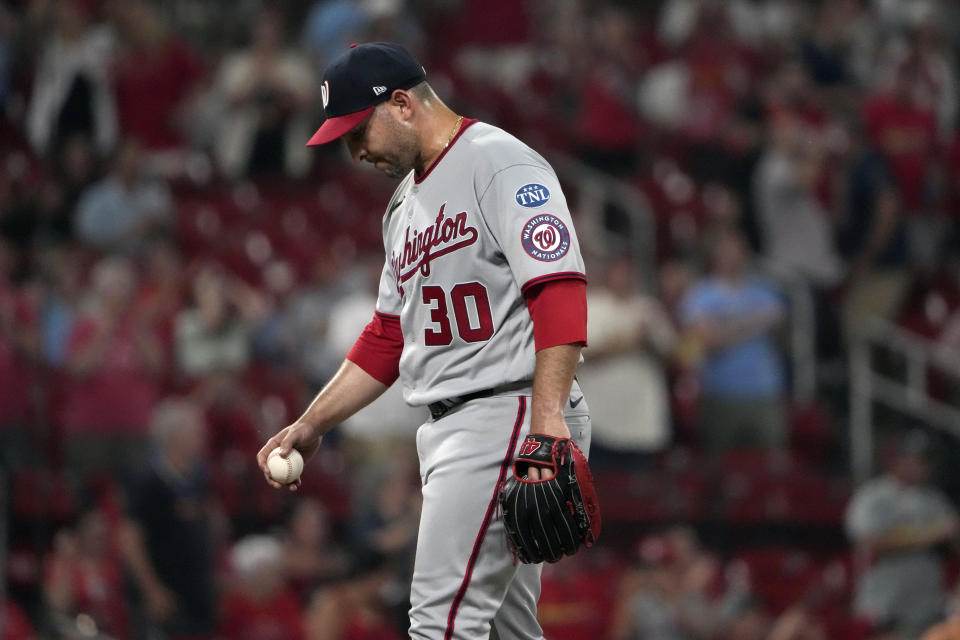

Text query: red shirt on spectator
(0, 285), (37, 425)
(61, 315), (159, 434)
(113, 39), (203, 149)
(577, 67), (645, 152)
(679, 31), (756, 143)
(864, 93), (937, 213)
(218, 589), (305, 640)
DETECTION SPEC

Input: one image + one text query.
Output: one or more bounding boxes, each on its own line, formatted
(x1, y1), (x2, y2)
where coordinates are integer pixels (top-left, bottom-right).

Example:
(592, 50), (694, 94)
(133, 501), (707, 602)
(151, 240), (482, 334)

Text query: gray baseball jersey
(373, 120), (586, 406)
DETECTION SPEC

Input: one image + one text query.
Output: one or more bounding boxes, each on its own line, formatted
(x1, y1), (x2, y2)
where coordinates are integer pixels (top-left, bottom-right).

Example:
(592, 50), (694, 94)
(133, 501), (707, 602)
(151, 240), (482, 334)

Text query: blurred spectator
(1, 597), (37, 640)
(680, 227), (786, 451)
(799, 1), (858, 87)
(25, 0), (116, 158)
(753, 111), (843, 289)
(34, 243), (83, 368)
(301, 0), (374, 66)
(74, 138), (173, 254)
(863, 53), (943, 269)
(839, 121), (909, 338)
(575, 5), (645, 175)
(657, 0), (801, 50)
(581, 255), (677, 462)
(219, 534), (305, 640)
(43, 508), (129, 638)
(212, 9), (315, 180)
(0, 239), (39, 466)
(134, 235), (187, 369)
(351, 458), (420, 574)
(304, 549), (404, 640)
(120, 397), (215, 639)
(174, 265), (261, 379)
(657, 1), (759, 152)
(62, 257), (163, 475)
(112, 1), (204, 151)
(199, 372), (263, 458)
(846, 430), (959, 638)
(876, 14), (957, 141)
(2, 134), (99, 248)
(608, 533), (735, 640)
(281, 254), (351, 387)
(363, 0), (424, 54)
(282, 499), (350, 599)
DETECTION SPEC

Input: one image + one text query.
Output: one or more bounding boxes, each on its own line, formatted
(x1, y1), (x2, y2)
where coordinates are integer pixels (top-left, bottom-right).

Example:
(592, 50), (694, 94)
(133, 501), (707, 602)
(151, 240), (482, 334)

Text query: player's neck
(416, 108), (463, 175)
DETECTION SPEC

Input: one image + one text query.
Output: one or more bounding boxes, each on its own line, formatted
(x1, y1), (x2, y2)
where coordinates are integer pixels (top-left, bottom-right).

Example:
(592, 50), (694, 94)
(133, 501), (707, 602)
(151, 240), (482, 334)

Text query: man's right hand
(256, 421), (322, 491)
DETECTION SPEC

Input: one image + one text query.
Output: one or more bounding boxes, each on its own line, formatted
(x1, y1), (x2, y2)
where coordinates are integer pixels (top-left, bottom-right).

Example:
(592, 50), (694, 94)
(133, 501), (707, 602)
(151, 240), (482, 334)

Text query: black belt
(428, 381), (532, 420)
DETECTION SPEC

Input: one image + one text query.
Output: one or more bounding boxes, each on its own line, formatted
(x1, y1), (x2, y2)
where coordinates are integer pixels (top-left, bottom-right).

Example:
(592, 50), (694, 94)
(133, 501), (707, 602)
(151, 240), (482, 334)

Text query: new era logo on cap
(306, 42), (428, 146)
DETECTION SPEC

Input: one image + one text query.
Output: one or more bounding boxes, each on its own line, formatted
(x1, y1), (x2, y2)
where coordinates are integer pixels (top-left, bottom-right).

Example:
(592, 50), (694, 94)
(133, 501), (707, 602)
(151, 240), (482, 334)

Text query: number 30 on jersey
(422, 282), (494, 346)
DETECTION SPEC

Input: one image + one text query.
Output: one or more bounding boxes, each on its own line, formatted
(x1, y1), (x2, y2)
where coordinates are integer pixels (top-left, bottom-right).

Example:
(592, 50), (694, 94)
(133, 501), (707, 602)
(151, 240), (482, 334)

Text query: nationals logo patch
(515, 183), (551, 208)
(522, 214), (570, 262)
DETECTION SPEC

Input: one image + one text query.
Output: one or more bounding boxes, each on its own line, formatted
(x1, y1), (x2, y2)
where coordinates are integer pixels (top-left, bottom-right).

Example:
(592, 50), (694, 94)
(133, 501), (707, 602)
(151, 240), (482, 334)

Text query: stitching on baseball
(285, 456), (293, 483)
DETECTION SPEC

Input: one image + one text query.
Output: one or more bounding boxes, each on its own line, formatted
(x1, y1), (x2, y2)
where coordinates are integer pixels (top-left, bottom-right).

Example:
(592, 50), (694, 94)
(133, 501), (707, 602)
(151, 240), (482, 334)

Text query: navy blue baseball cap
(307, 42), (427, 146)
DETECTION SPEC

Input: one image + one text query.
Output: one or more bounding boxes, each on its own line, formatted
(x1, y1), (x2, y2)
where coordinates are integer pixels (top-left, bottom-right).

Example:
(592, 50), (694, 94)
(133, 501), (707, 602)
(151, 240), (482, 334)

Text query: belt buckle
(430, 396), (463, 420)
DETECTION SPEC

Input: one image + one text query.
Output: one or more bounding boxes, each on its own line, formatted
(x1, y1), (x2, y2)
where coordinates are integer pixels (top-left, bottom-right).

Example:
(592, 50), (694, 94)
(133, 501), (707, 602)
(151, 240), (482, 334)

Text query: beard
(380, 161), (411, 179)
(374, 117), (419, 179)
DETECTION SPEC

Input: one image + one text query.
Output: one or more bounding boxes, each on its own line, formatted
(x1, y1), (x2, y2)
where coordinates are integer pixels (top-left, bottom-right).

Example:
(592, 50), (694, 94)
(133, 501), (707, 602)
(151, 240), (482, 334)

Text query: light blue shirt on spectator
(302, 0), (370, 64)
(75, 176), (171, 252)
(680, 276), (785, 397)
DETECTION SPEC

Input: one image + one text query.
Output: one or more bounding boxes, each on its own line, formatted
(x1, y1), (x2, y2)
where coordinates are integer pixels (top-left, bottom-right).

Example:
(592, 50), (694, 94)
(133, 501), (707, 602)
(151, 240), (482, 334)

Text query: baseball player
(257, 42), (598, 640)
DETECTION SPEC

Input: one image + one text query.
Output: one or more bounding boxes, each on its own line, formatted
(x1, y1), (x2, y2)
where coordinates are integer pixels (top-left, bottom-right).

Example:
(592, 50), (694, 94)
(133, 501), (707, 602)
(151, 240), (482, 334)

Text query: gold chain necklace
(444, 115), (464, 150)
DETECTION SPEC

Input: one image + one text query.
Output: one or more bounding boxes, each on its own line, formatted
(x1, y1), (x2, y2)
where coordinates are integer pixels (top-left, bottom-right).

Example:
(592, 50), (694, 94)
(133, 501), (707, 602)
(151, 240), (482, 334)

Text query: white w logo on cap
(321, 81), (330, 109)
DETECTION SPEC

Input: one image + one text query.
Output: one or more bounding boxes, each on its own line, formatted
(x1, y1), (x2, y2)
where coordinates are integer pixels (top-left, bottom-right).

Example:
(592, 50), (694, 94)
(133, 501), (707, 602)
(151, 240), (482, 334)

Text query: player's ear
(390, 89), (415, 122)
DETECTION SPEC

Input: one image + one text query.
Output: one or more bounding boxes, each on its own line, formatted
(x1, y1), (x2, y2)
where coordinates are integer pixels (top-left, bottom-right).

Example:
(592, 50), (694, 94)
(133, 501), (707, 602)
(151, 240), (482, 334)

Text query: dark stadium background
(2, 0), (960, 638)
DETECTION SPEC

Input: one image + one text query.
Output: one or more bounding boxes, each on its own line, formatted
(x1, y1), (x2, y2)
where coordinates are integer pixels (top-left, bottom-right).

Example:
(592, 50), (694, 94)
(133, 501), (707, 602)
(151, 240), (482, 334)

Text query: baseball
(266, 447), (304, 485)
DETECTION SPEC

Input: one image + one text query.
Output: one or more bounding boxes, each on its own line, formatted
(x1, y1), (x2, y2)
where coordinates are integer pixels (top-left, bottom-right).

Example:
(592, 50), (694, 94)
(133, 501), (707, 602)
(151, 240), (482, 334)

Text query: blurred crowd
(2, 0), (960, 638)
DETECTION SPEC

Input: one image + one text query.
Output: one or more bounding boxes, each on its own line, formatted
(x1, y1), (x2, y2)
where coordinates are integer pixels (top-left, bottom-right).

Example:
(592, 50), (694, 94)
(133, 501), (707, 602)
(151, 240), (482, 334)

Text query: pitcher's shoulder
(462, 123), (553, 183)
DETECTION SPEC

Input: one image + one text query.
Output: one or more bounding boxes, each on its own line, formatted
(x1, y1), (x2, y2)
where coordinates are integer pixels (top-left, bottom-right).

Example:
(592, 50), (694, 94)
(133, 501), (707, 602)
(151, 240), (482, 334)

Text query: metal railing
(549, 153), (656, 282)
(849, 316), (960, 482)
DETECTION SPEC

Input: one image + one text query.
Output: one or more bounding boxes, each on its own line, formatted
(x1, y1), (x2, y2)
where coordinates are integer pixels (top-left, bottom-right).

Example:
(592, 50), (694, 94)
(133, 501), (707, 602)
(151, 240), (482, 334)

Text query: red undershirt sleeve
(346, 311), (403, 386)
(523, 278), (588, 351)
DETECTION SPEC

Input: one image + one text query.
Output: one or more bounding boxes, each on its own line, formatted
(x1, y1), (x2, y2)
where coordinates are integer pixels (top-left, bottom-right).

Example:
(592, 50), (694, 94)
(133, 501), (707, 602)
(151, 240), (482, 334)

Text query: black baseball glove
(500, 434), (601, 564)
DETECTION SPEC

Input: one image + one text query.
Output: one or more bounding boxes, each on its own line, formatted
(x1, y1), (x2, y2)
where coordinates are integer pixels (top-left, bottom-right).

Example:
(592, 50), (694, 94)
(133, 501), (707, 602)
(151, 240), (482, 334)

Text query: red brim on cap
(305, 107), (375, 146)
